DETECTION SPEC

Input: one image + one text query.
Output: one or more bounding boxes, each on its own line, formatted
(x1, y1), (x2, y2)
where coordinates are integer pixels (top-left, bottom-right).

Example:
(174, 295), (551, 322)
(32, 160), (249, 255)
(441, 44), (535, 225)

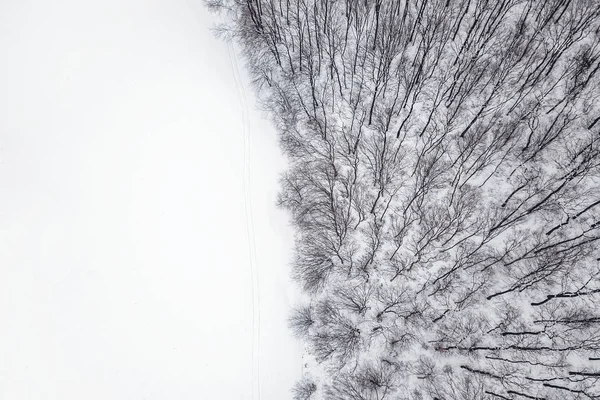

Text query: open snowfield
(0, 1), (302, 398)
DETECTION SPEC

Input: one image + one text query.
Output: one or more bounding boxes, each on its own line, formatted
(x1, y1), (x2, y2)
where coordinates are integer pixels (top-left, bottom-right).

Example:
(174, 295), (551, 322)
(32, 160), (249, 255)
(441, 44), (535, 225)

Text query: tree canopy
(210, 0), (600, 398)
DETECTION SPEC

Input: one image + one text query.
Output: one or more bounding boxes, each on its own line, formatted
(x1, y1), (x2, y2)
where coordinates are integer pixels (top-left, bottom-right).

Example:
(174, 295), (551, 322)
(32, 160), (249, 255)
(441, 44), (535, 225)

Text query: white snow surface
(0, 1), (302, 399)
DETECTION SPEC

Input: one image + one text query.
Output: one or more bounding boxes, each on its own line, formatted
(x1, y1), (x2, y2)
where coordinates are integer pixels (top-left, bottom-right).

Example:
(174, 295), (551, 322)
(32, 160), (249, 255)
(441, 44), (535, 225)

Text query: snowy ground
(0, 1), (302, 399)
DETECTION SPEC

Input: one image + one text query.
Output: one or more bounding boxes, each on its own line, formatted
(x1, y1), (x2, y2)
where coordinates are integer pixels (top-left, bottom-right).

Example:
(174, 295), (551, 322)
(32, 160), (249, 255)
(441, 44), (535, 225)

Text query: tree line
(209, 0), (600, 398)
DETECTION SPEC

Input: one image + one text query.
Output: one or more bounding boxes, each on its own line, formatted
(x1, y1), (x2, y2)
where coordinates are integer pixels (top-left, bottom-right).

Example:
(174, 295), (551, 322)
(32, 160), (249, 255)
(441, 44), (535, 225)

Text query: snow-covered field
(0, 1), (301, 399)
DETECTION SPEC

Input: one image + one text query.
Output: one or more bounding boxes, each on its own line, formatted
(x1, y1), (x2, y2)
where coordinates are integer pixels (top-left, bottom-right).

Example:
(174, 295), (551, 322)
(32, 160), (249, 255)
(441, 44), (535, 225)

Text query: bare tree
(292, 378), (318, 400)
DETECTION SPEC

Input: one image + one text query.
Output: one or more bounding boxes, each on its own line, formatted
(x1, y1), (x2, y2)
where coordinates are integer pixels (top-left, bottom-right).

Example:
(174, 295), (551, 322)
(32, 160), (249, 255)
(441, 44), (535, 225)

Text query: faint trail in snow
(227, 40), (261, 400)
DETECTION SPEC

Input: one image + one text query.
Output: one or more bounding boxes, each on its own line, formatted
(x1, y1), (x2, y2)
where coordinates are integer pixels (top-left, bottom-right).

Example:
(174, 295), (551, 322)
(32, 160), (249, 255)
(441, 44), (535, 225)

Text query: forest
(208, 0), (600, 398)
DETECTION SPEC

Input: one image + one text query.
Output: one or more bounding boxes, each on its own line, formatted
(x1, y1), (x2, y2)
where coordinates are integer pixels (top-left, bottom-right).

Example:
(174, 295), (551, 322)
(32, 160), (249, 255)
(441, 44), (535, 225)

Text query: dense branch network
(209, 0), (600, 398)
